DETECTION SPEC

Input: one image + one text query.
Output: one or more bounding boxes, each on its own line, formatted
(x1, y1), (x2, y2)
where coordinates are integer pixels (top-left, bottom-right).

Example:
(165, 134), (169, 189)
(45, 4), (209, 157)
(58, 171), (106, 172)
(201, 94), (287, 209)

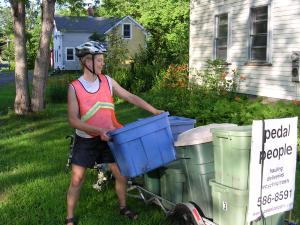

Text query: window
(66, 48), (74, 61)
(250, 6), (268, 62)
(123, 24), (131, 39)
(215, 13), (228, 61)
(55, 50), (58, 63)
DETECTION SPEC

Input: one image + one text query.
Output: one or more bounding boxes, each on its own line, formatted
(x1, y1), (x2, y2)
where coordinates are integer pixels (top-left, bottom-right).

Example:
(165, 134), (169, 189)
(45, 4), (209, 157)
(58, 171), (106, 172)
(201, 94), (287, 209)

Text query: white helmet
(75, 41), (107, 58)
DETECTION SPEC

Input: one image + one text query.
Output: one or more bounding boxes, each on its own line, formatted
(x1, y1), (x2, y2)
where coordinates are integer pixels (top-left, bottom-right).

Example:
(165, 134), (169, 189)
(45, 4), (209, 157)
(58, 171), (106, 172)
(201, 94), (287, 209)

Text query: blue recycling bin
(168, 116), (196, 141)
(108, 112), (176, 177)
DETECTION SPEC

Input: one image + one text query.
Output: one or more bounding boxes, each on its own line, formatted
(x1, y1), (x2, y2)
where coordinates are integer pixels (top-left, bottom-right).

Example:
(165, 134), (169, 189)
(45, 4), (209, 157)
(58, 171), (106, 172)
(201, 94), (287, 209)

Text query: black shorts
(71, 135), (115, 168)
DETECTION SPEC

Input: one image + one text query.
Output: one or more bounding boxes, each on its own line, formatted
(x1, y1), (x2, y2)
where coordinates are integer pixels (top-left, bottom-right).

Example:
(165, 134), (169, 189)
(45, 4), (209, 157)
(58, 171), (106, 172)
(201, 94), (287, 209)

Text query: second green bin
(212, 125), (252, 190)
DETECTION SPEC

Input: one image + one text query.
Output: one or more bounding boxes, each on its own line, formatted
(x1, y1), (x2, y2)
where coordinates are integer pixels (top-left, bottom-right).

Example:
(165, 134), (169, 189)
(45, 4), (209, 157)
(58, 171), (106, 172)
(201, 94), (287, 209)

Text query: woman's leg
(108, 163), (138, 219)
(108, 163), (127, 207)
(66, 164), (87, 224)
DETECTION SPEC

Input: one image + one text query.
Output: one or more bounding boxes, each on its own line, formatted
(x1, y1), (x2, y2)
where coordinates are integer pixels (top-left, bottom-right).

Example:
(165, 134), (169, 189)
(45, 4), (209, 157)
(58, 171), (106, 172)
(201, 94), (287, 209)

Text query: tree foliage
(0, 6), (13, 33)
(56, 0), (101, 16)
(98, 0), (190, 64)
(0, 2), (41, 69)
(0, 6), (14, 64)
(104, 28), (129, 75)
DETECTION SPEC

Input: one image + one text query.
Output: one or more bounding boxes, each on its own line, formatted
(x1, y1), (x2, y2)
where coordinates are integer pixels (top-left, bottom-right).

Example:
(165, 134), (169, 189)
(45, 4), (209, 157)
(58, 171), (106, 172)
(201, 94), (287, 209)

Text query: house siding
(190, 0), (300, 100)
(61, 32), (92, 70)
(115, 17), (147, 59)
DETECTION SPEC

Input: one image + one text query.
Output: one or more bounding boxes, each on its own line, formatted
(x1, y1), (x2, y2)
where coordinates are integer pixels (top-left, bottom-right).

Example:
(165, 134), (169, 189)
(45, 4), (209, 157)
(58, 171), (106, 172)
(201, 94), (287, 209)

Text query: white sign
(247, 117), (298, 222)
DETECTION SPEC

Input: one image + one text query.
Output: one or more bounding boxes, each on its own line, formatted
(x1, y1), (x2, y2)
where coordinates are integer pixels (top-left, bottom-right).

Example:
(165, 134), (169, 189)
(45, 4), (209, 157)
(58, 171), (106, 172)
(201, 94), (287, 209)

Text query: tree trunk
(31, 0), (56, 112)
(10, 0), (30, 114)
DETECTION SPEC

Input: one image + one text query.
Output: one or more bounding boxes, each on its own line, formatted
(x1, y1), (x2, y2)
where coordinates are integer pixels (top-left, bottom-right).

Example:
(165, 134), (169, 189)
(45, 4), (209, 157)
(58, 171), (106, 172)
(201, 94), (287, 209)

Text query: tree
(31, 0), (56, 112)
(98, 0), (190, 64)
(1, 3), (41, 70)
(103, 28), (128, 75)
(97, 0), (141, 18)
(26, 0), (42, 69)
(9, 0), (30, 114)
(56, 0), (101, 17)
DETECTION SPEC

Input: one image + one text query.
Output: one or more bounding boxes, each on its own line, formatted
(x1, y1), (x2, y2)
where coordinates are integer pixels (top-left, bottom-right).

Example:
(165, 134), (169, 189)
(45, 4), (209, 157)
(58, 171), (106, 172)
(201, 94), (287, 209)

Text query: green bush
(130, 63), (162, 93)
(111, 51), (164, 94)
(110, 68), (131, 90)
(192, 59), (240, 97)
(145, 59), (300, 127)
(146, 84), (300, 126)
(46, 72), (79, 103)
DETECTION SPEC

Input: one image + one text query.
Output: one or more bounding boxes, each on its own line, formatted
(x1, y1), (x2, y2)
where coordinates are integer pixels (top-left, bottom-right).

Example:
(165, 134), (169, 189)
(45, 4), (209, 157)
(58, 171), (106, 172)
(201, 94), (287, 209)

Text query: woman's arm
(111, 79), (163, 115)
(67, 85), (110, 141)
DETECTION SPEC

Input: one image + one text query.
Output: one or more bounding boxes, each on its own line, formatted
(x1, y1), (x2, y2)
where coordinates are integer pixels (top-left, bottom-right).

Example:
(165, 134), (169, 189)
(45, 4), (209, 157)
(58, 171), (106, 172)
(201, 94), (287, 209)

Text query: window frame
(122, 23), (132, 39)
(248, 4), (272, 64)
(214, 11), (231, 63)
(65, 47), (75, 61)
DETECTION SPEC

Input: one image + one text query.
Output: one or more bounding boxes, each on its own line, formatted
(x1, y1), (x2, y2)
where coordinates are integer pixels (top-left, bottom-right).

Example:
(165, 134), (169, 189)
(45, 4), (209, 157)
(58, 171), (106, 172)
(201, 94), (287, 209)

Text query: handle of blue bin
(176, 157), (191, 160)
(136, 111), (170, 121)
(106, 131), (113, 142)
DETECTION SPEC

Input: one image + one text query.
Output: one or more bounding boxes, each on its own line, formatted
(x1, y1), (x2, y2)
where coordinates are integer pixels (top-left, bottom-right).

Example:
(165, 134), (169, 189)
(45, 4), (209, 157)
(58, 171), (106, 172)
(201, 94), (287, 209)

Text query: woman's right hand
(98, 128), (111, 141)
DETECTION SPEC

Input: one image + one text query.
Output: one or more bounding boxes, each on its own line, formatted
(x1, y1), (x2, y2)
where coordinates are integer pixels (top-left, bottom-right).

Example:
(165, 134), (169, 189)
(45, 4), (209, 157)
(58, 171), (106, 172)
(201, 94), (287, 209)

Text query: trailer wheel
(170, 202), (204, 225)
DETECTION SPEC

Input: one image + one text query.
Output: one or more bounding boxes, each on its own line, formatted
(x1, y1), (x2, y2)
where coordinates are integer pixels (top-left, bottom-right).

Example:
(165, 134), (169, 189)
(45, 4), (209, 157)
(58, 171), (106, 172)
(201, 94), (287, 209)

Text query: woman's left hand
(153, 109), (164, 115)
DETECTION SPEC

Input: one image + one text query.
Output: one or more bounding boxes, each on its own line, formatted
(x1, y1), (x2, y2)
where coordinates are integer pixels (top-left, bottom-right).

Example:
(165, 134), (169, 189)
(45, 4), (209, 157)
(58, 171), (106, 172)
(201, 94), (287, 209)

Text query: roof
(54, 16), (123, 34)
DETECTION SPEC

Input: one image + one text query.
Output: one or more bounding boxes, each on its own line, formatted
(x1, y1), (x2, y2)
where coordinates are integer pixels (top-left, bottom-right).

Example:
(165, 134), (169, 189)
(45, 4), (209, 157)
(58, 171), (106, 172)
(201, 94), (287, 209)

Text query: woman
(65, 41), (163, 225)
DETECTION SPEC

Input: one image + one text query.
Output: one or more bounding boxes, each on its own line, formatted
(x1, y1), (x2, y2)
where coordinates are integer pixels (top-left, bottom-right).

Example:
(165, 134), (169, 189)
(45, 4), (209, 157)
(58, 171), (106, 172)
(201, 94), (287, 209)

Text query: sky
(0, 0), (9, 7)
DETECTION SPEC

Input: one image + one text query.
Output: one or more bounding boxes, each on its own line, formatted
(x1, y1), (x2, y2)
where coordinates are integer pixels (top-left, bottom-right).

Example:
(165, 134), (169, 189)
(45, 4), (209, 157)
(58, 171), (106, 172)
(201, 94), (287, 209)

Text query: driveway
(0, 71), (33, 86)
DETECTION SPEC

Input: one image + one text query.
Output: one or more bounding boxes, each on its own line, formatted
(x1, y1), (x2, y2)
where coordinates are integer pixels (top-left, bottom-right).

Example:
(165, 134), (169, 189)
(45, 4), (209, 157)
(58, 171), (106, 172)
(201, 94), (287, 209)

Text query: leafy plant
(160, 64), (189, 89)
(104, 28), (129, 75)
(194, 59), (240, 97)
(110, 68), (131, 90)
(46, 72), (79, 103)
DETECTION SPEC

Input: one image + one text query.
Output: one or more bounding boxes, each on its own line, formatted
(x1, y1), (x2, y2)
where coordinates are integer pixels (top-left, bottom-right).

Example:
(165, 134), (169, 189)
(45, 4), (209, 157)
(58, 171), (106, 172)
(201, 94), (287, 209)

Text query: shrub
(46, 72), (79, 103)
(193, 59), (240, 98)
(145, 59), (300, 127)
(110, 68), (131, 90)
(161, 64), (189, 89)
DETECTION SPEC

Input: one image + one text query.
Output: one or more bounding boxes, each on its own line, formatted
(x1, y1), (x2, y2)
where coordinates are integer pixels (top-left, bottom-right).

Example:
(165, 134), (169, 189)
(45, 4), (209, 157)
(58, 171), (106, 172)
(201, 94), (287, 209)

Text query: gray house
(190, 0), (300, 101)
(52, 15), (147, 70)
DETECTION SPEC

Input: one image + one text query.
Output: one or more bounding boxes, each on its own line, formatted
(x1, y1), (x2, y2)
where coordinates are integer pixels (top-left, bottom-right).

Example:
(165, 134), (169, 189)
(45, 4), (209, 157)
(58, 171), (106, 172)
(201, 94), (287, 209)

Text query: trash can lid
(174, 123), (237, 146)
(211, 125), (252, 137)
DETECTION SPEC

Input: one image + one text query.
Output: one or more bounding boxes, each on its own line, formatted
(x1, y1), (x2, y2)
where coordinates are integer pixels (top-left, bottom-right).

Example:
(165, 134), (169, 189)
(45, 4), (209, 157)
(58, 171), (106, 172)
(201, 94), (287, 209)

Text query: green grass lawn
(0, 85), (170, 225)
(0, 83), (299, 225)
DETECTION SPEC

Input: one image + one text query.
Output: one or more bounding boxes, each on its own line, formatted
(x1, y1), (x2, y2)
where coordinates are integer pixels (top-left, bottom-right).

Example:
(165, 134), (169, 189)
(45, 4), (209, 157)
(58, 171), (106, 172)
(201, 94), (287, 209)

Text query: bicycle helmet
(75, 41), (107, 58)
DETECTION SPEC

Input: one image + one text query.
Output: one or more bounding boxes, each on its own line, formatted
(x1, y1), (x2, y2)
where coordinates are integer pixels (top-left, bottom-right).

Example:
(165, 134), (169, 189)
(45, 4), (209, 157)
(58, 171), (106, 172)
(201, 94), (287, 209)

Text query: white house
(189, 0), (300, 100)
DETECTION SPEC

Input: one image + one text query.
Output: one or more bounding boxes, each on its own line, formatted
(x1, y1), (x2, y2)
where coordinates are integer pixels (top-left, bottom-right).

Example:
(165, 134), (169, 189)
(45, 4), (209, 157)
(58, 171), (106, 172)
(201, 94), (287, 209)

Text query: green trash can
(160, 165), (186, 209)
(212, 125), (252, 190)
(210, 179), (287, 225)
(143, 169), (161, 195)
(144, 159), (183, 196)
(174, 123), (237, 218)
